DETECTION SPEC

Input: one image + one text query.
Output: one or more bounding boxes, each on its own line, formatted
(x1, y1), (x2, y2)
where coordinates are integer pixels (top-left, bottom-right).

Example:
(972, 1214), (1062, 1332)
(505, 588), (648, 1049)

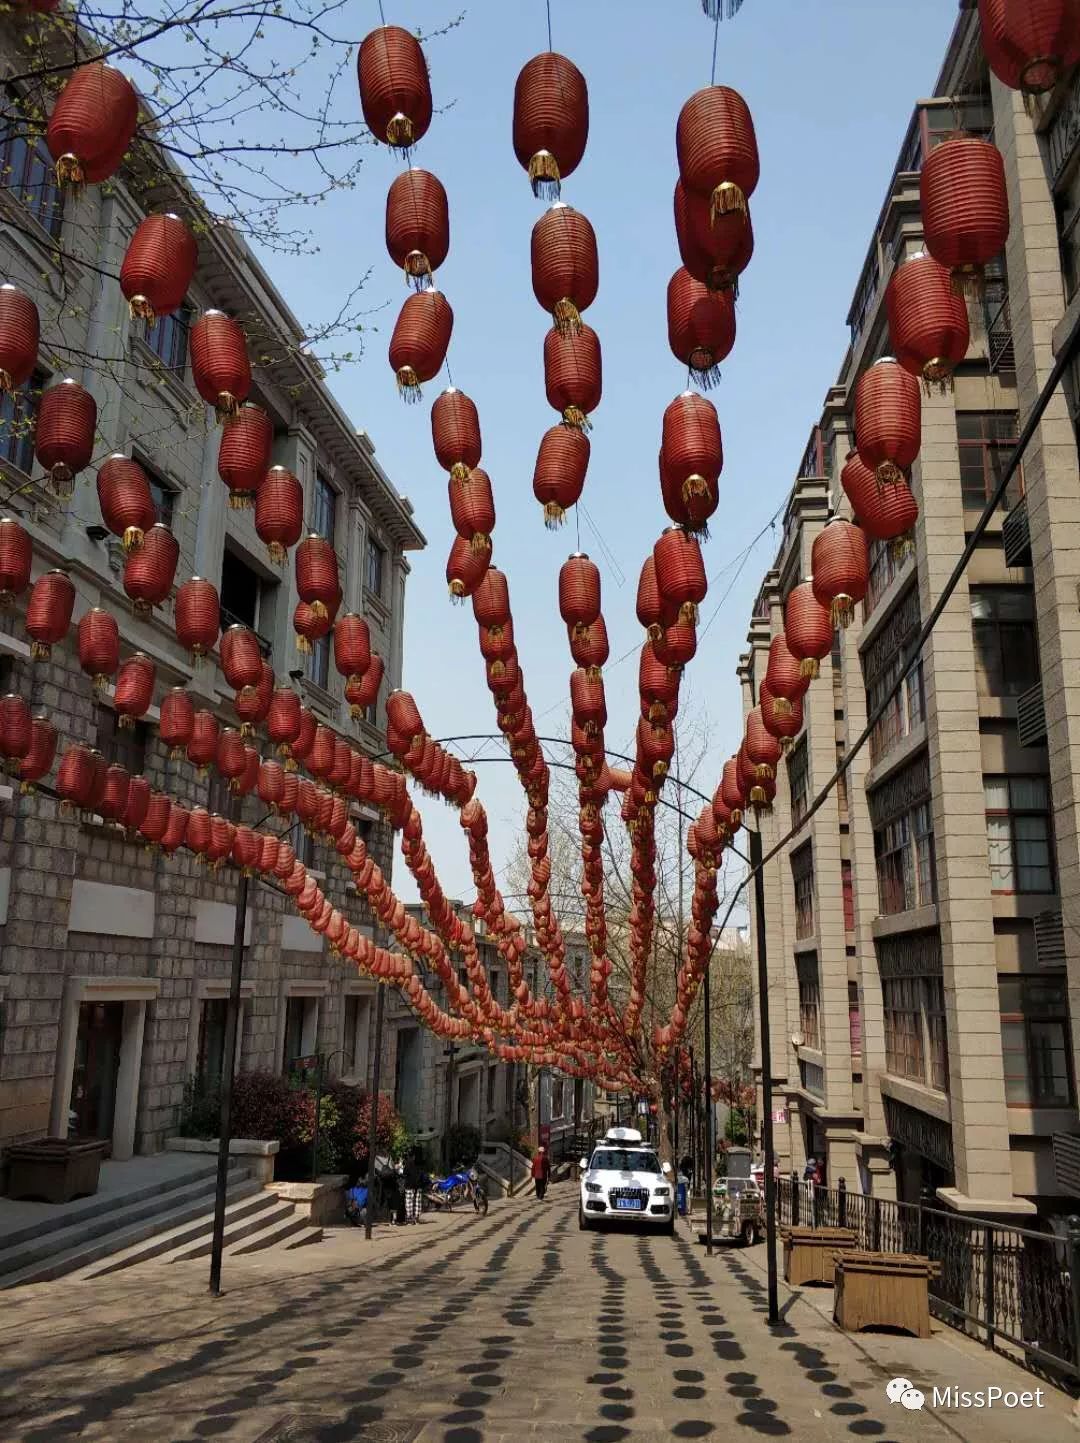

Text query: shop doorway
(69, 1000), (124, 1143)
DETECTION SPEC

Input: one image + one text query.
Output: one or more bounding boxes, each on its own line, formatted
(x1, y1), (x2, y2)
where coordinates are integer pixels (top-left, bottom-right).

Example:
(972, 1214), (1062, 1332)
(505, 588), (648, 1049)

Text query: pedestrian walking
(531, 1145), (549, 1201)
(403, 1145), (424, 1224)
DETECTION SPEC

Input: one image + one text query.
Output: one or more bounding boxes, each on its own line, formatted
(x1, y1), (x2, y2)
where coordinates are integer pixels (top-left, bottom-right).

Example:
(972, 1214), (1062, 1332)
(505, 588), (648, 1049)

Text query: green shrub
(445, 1122), (481, 1167)
(179, 1075), (222, 1139)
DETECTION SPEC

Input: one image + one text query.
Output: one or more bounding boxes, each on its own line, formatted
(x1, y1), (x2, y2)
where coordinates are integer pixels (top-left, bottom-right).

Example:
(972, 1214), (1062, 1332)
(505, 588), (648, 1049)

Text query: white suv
(578, 1127), (675, 1233)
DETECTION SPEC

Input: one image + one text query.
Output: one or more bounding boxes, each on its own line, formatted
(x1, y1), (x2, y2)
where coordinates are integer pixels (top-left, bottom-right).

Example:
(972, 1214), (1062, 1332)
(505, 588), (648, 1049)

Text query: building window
(788, 737), (809, 827)
(96, 703), (148, 776)
(970, 588), (1038, 698)
(342, 992), (371, 1081)
(551, 1077), (565, 1118)
(1, 123), (63, 237)
(288, 819), (314, 867)
(304, 634), (330, 690)
(196, 998), (228, 1086)
(874, 800), (936, 914)
(925, 975), (948, 1092)
(865, 537), (901, 617)
(207, 769), (242, 822)
(0, 371), (41, 475)
(883, 976), (925, 1081)
(792, 849), (815, 941)
(220, 546), (263, 633)
(841, 860), (855, 932)
(867, 656), (925, 767)
(145, 304), (192, 375)
(796, 956), (820, 1050)
(282, 995), (319, 1072)
(956, 411), (1021, 510)
(365, 536), (386, 599)
(985, 776), (1054, 894)
(1000, 976), (1073, 1107)
(849, 980), (862, 1061)
(310, 472), (337, 545)
(486, 1065), (497, 1116)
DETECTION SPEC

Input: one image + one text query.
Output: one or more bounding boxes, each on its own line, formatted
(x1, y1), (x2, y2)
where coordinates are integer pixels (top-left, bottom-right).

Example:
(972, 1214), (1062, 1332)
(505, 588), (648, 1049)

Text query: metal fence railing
(775, 1175), (1080, 1387)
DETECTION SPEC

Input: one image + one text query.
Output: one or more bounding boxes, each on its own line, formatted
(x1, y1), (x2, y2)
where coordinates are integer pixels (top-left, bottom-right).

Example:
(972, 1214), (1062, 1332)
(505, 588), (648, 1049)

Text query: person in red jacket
(531, 1145), (550, 1201)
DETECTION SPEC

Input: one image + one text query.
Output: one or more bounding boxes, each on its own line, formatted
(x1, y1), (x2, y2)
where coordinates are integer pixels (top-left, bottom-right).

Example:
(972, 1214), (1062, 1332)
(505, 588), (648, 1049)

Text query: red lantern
(472, 567), (510, 629)
(186, 806), (213, 858)
(77, 607), (119, 689)
(292, 706), (318, 766)
(174, 576), (220, 661)
(0, 285), (38, 394)
(389, 290), (453, 402)
(886, 252), (970, 392)
(745, 707), (782, 781)
(26, 568), (75, 659)
(57, 743), (99, 811)
(294, 599), (331, 654)
(765, 634), (808, 713)
(558, 553), (601, 636)
(118, 772), (150, 832)
(46, 62), (138, 186)
(161, 803), (190, 855)
(0, 517), (31, 606)
(119, 213), (197, 323)
(854, 358), (921, 485)
(513, 52), (589, 197)
(258, 759), (285, 811)
(217, 727), (246, 786)
(448, 468), (495, 551)
(34, 379), (96, 498)
(674, 181), (753, 294)
(653, 528), (707, 623)
(123, 523), (178, 613)
(812, 518), (869, 629)
(978, 0), (1080, 96)
(570, 668), (606, 735)
(570, 616), (608, 677)
(97, 454), (157, 552)
(160, 687), (194, 756)
(760, 679), (803, 745)
(357, 25), (432, 151)
(639, 641), (680, 724)
(654, 619), (697, 670)
(447, 534), (490, 603)
(98, 763), (131, 823)
(532, 424), (589, 528)
(667, 267), (735, 389)
(660, 392), (722, 533)
(920, 137), (1010, 294)
(0, 694), (31, 769)
(333, 613), (371, 684)
(217, 403), (272, 508)
(677, 85), (759, 217)
(139, 792), (172, 847)
(636, 554), (676, 640)
(220, 624), (263, 693)
(431, 387), (481, 479)
(531, 202), (598, 335)
(187, 710), (220, 774)
(544, 324), (601, 431)
(348, 654), (384, 719)
(385, 168), (449, 286)
(190, 311), (251, 420)
(784, 582), (833, 681)
(255, 465), (304, 565)
(114, 651), (155, 728)
(232, 824), (261, 874)
(268, 687), (302, 756)
(234, 661), (272, 734)
(843, 453), (919, 552)
(19, 716), (57, 790)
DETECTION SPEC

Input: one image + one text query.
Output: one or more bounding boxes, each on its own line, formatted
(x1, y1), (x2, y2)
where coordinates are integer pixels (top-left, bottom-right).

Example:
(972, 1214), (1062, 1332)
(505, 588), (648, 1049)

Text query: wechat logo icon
(886, 1377), (925, 1411)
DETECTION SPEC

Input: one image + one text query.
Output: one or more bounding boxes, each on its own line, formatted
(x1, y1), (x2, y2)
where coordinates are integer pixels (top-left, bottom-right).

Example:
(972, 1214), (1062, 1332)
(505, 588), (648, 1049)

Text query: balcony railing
(1016, 680), (1047, 747)
(985, 295), (1015, 374)
(1002, 495), (1032, 567)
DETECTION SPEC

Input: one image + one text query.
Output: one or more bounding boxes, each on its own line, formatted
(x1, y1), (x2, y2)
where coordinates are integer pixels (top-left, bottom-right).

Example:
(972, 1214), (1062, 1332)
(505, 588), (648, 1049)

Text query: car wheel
(579, 1207), (590, 1231)
(741, 1220), (758, 1247)
(664, 1211), (676, 1237)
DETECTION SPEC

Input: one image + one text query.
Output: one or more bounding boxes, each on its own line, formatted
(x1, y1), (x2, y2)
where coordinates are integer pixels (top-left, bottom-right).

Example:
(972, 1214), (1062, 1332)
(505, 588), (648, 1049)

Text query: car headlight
(653, 1186), (671, 1197)
(585, 1182), (603, 1194)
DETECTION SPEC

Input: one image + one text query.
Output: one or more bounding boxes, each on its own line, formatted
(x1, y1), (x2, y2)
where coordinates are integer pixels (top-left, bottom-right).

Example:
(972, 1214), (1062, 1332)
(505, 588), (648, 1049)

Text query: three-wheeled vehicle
(711, 1146), (765, 1246)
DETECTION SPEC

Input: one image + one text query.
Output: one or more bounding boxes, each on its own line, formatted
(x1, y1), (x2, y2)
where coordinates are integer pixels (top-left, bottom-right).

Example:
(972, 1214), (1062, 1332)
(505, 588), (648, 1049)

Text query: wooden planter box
(833, 1250), (941, 1338)
(782, 1226), (857, 1286)
(5, 1138), (108, 1203)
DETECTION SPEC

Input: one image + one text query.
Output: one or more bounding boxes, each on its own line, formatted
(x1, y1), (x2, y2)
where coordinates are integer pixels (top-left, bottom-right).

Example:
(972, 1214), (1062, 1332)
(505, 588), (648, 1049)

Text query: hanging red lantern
(674, 181), (754, 294)
(385, 168), (449, 286)
(187, 710), (220, 774)
(0, 285), (38, 394)
(920, 137), (1010, 295)
(190, 311), (251, 420)
(978, 0), (1080, 96)
(0, 694), (31, 770)
(544, 323), (601, 432)
(46, 62), (138, 186)
(57, 743), (99, 811)
(34, 379), (97, 498)
(119, 213), (198, 323)
(294, 599), (331, 654)
(0, 517), (31, 607)
(114, 651), (155, 728)
(431, 387), (481, 479)
(357, 25), (432, 151)
(854, 358), (922, 485)
(446, 533), (490, 603)
(765, 633), (808, 714)
(258, 759), (285, 812)
(231, 824), (261, 875)
(97, 454), (157, 552)
(531, 202), (599, 336)
(26, 568), (75, 659)
(295, 534), (339, 618)
(217, 403), (272, 508)
(292, 705), (318, 767)
(77, 607), (119, 689)
(136, 791), (171, 847)
(255, 465), (304, 565)
(216, 727), (246, 787)
(161, 803), (190, 855)
(637, 716), (674, 782)
(159, 687), (194, 756)
(471, 567), (511, 630)
(532, 423), (589, 529)
(389, 290), (453, 402)
(653, 528), (707, 623)
(186, 806), (213, 859)
(308, 725), (335, 781)
(558, 553), (601, 639)
(886, 252), (970, 393)
(118, 773), (150, 832)
(174, 576), (220, 661)
(660, 392), (722, 533)
(745, 706), (782, 782)
(654, 618), (697, 670)
(760, 679), (803, 745)
(123, 523), (178, 613)
(639, 641), (680, 724)
(570, 668), (606, 736)
(666, 267), (736, 389)
(448, 468), (495, 552)
(812, 518), (869, 629)
(348, 654), (384, 719)
(267, 687), (302, 757)
(98, 763), (131, 823)
(842, 451), (919, 553)
(677, 85), (759, 217)
(19, 716), (57, 790)
(569, 616), (608, 677)
(636, 554), (676, 640)
(784, 581), (833, 681)
(220, 624), (263, 694)
(333, 613), (371, 684)
(234, 661), (272, 734)
(513, 52), (589, 197)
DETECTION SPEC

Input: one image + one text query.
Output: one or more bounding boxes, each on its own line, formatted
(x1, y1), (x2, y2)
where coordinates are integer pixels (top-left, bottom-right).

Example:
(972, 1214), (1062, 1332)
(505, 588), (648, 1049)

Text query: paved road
(1, 1188), (1076, 1442)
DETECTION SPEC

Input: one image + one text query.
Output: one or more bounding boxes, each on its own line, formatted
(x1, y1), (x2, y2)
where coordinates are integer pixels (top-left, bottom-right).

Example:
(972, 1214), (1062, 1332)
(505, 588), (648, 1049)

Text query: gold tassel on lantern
(561, 406), (592, 433)
(528, 149), (561, 200)
(679, 602), (698, 626)
(214, 393), (240, 425)
(295, 633), (312, 654)
(552, 298), (582, 337)
(755, 763), (774, 782)
(396, 366), (422, 404)
(544, 502), (566, 529)
(469, 533), (492, 556)
(403, 250), (432, 291)
(385, 112), (416, 150)
(875, 461), (903, 487)
(891, 534), (915, 565)
(710, 181), (747, 221)
(772, 695), (793, 718)
(831, 595), (855, 629)
(799, 658), (819, 681)
(447, 582), (466, 605)
(921, 358), (954, 396)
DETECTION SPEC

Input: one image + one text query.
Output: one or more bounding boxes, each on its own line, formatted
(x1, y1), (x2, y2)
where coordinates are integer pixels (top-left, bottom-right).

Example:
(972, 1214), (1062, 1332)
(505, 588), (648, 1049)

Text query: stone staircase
(0, 1159), (322, 1288)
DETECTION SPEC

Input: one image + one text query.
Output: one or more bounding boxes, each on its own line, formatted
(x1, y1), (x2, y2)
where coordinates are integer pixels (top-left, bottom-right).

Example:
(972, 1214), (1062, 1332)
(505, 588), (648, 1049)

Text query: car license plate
(615, 1197), (642, 1211)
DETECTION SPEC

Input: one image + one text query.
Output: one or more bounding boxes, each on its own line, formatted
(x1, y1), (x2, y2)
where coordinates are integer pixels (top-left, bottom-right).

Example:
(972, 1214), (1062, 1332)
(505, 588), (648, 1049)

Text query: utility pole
(209, 870), (249, 1297)
(703, 959), (714, 1257)
(364, 979), (386, 1242)
(442, 1040), (458, 1170)
(748, 825), (779, 1325)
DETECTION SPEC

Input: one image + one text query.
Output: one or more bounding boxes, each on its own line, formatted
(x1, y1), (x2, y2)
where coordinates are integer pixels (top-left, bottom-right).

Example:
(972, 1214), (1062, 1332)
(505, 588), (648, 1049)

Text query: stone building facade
(744, 7), (1080, 1224)
(0, 72), (425, 1156)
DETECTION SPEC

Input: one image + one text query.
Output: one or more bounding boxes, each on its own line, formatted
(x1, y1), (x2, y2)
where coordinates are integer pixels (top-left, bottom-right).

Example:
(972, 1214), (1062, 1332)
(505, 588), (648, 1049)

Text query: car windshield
(590, 1149), (662, 1174)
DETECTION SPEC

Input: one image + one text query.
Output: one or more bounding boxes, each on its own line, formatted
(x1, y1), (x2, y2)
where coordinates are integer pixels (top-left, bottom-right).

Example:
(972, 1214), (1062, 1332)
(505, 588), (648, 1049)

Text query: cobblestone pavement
(1, 1188), (1077, 1442)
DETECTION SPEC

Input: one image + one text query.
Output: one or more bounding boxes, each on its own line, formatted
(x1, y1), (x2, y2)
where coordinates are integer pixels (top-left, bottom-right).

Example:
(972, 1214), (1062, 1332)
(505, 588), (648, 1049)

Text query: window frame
(956, 410), (1022, 511)
(999, 975), (1074, 1107)
(0, 369), (44, 477)
(0, 120), (63, 238)
(984, 775), (1055, 895)
(788, 737), (809, 828)
(310, 472), (338, 546)
(365, 535), (386, 600)
(144, 303), (193, 376)
(95, 703), (148, 776)
(970, 586), (1038, 699)
(796, 956), (820, 1051)
(304, 633), (331, 690)
(874, 798), (936, 915)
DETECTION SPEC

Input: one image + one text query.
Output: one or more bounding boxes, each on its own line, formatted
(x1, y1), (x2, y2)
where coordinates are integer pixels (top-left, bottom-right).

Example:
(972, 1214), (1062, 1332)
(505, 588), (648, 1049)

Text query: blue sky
(247, 0), (959, 906)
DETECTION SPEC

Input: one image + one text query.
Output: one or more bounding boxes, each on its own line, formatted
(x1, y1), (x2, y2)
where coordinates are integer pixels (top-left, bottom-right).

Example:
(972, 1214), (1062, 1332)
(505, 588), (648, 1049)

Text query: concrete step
(225, 1208), (322, 1257)
(0, 1169), (254, 1289)
(70, 1183), (273, 1278)
(165, 1195), (301, 1262)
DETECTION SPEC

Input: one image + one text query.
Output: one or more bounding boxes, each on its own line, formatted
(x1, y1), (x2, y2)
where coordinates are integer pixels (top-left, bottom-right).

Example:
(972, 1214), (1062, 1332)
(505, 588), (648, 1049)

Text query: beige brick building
(0, 69), (427, 1157)
(745, 7), (1080, 1224)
